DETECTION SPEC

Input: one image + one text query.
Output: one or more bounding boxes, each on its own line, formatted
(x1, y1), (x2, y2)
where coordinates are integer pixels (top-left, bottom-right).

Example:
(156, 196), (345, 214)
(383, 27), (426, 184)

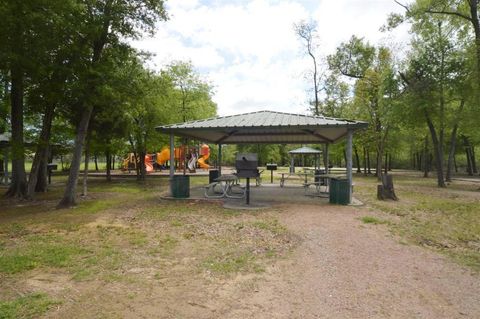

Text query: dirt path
(220, 204), (480, 319)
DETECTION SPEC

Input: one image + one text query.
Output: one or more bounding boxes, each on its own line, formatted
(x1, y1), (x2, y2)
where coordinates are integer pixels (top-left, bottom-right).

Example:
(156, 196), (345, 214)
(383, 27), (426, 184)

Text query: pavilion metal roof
(156, 110), (368, 144)
(289, 146), (322, 154)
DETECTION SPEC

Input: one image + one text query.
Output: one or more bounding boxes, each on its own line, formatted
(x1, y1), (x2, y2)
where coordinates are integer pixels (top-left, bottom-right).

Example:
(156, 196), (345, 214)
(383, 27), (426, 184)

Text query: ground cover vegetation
(0, 172), (478, 318)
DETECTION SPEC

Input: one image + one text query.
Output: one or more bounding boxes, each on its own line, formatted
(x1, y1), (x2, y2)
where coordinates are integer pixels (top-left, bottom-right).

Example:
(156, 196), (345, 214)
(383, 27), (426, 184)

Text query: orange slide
(145, 155), (153, 172)
(156, 148), (171, 166)
(198, 144), (210, 169)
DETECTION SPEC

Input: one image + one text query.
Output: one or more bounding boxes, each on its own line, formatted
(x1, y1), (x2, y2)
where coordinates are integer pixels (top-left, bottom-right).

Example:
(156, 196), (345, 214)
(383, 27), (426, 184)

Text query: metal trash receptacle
(329, 177), (350, 205)
(171, 175), (190, 198)
(209, 169), (220, 184)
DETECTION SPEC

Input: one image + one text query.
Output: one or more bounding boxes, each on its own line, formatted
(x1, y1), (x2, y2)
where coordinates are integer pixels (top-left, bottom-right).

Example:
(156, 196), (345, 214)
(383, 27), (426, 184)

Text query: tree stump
(377, 174), (398, 200)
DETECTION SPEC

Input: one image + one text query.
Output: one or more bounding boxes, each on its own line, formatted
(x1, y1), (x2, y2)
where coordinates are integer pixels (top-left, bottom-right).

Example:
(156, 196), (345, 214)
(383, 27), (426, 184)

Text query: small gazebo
(156, 110), (368, 204)
(288, 146), (322, 173)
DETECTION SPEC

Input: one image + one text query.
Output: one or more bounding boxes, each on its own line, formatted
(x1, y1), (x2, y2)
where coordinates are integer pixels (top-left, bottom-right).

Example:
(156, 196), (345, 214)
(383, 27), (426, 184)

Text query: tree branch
(425, 9), (472, 22)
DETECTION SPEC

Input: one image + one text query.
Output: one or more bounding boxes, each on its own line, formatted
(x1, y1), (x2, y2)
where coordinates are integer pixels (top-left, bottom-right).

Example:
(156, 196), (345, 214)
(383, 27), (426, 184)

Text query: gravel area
(220, 203), (480, 318)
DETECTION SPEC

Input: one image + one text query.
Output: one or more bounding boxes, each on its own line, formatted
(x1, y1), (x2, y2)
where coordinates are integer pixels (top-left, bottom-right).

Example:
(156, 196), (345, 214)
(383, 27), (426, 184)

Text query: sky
(133, 0), (410, 116)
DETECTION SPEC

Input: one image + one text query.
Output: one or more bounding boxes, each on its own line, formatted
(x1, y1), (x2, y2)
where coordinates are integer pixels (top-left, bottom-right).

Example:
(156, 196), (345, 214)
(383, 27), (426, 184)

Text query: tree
(391, 0), (479, 101)
(58, 0), (168, 208)
(329, 37), (400, 179)
(400, 17), (470, 187)
(294, 20), (323, 116)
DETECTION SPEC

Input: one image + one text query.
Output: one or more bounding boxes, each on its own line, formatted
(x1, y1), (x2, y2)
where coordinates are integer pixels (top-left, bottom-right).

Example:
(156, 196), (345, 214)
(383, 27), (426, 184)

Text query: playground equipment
(122, 153), (154, 173)
(156, 148), (170, 166)
(122, 144), (211, 173)
(198, 144), (210, 169)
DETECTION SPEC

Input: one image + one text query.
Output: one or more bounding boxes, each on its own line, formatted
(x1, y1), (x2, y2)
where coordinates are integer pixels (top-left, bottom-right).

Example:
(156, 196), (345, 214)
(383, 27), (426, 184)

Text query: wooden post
(346, 130), (353, 204)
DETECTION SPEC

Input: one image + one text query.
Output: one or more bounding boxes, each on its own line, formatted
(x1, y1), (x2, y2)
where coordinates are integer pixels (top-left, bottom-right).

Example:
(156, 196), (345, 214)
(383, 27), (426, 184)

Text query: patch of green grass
(203, 251), (264, 275)
(0, 293), (60, 319)
(360, 216), (388, 225)
(0, 234), (87, 274)
(75, 199), (117, 214)
(251, 219), (287, 235)
(355, 175), (480, 271)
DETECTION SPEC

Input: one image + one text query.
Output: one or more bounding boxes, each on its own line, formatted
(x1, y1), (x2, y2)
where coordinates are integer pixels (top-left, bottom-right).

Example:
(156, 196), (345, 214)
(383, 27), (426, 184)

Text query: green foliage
(360, 216), (387, 225)
(0, 293), (59, 319)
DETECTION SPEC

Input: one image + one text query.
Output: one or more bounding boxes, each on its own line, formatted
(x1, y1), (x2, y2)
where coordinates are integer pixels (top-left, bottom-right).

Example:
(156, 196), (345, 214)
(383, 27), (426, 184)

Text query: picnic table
(204, 174), (246, 199)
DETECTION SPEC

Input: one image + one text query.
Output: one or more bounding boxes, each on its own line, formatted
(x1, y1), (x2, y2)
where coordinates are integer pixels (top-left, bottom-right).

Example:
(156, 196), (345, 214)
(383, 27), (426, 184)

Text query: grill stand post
(246, 178), (250, 205)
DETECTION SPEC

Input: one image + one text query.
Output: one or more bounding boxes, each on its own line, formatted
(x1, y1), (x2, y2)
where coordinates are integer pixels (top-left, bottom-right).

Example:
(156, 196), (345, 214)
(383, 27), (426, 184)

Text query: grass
(354, 173), (480, 271)
(360, 216), (388, 225)
(203, 251), (264, 275)
(0, 293), (60, 319)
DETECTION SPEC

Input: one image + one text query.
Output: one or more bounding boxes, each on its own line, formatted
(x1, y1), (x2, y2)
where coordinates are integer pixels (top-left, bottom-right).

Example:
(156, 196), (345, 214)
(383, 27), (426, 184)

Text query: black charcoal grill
(235, 153), (259, 204)
(266, 162), (277, 183)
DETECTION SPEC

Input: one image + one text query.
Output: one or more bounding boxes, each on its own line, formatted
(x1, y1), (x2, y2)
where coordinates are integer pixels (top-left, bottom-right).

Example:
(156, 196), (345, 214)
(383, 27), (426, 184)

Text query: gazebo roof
(156, 110), (367, 144)
(289, 146), (322, 154)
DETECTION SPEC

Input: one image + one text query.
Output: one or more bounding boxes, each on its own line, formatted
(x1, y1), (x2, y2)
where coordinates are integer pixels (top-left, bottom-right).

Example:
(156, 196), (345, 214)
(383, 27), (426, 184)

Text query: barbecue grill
(235, 153), (259, 204)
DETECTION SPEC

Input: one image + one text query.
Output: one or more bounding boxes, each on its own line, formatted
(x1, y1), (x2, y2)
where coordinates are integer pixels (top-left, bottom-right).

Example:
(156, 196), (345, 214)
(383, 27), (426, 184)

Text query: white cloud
(133, 0), (410, 117)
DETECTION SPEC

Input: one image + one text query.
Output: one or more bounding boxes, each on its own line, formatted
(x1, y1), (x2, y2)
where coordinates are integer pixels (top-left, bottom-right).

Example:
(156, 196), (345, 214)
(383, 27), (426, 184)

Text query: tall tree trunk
(446, 100), (464, 182)
(354, 146), (361, 173)
(57, 106), (93, 208)
(367, 149), (371, 174)
(139, 151), (146, 180)
(445, 127), (458, 182)
(425, 112), (446, 187)
(363, 146), (367, 175)
(423, 135), (429, 178)
(384, 152), (388, 175)
(106, 149), (111, 182)
(35, 155), (48, 192)
(388, 154), (392, 171)
(27, 104), (55, 198)
(375, 151), (382, 179)
(454, 153), (458, 172)
(112, 154), (115, 171)
(94, 154), (99, 171)
(471, 146), (477, 174)
(82, 135), (90, 197)
(466, 148), (473, 176)
(6, 66), (27, 198)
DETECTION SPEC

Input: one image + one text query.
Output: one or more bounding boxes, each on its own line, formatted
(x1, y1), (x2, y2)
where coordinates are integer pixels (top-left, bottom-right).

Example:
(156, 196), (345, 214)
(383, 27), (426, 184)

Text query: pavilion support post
(346, 130), (353, 204)
(324, 144), (329, 174)
(218, 144), (222, 175)
(169, 133), (175, 195)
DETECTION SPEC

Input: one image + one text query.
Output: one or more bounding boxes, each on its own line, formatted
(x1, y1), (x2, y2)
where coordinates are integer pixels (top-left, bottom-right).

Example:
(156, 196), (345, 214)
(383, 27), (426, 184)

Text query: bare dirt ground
(229, 204), (480, 319)
(37, 202), (479, 319)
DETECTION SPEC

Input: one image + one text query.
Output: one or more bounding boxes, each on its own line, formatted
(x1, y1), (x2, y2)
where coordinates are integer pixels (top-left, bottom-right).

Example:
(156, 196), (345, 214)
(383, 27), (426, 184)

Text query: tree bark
(384, 152), (388, 175)
(82, 135), (90, 197)
(35, 155), (48, 192)
(363, 146), (367, 175)
(367, 149), (371, 174)
(471, 145), (477, 174)
(106, 149), (111, 182)
(27, 103), (55, 198)
(6, 66), (27, 198)
(423, 135), (429, 178)
(425, 112), (446, 187)
(445, 127), (457, 182)
(445, 100), (464, 182)
(57, 106), (93, 208)
(354, 146), (361, 173)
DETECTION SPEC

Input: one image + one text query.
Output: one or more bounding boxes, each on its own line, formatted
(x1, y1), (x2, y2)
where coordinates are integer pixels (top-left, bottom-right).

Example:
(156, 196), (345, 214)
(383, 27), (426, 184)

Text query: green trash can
(171, 175), (190, 198)
(329, 177), (350, 205)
